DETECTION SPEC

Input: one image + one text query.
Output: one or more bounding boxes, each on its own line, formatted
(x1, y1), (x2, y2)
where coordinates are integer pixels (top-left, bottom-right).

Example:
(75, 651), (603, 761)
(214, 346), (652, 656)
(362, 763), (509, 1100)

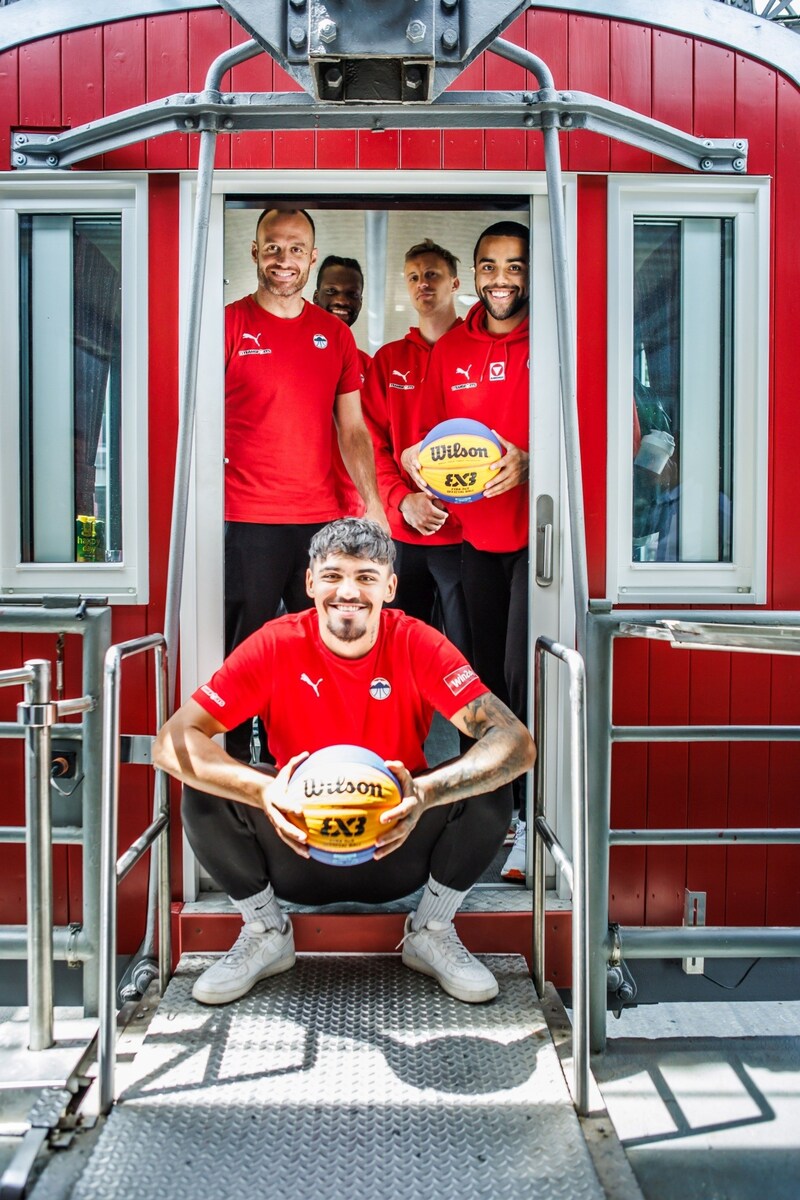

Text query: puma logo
(392, 369), (411, 382)
(242, 332), (261, 346)
(455, 365), (472, 380)
(300, 673), (323, 697)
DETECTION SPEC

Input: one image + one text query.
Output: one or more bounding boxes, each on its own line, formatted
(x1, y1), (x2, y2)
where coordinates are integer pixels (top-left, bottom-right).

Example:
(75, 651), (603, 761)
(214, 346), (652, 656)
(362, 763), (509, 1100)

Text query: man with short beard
(224, 208), (386, 762)
(401, 221), (531, 879)
(154, 518), (535, 1007)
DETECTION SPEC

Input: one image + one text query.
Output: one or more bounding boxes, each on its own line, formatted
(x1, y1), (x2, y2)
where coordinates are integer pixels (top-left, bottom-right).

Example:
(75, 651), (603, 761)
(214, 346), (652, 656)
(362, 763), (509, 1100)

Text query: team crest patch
(369, 677), (392, 700)
(489, 362), (506, 381)
(443, 666), (478, 697)
(313, 334), (328, 349)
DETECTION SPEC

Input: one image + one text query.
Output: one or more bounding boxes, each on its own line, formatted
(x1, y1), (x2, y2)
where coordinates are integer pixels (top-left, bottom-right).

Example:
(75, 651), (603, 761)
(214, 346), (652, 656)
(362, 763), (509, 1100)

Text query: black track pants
(182, 778), (512, 904)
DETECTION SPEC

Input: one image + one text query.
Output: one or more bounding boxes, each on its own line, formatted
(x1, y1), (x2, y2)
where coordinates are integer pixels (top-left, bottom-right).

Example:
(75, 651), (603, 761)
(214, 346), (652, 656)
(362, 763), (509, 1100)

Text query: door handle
(536, 494), (554, 587)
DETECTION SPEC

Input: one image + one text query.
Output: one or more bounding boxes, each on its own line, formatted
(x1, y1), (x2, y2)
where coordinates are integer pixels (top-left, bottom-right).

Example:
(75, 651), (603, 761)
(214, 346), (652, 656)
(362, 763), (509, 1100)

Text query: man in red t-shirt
(154, 518), (534, 1007)
(312, 254), (372, 517)
(224, 208), (386, 763)
(362, 239), (470, 658)
(401, 222), (531, 879)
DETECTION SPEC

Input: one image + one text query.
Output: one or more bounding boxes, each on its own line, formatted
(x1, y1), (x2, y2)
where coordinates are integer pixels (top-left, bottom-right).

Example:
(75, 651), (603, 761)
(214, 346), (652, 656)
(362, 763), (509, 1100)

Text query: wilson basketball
(418, 418), (503, 504)
(284, 745), (403, 866)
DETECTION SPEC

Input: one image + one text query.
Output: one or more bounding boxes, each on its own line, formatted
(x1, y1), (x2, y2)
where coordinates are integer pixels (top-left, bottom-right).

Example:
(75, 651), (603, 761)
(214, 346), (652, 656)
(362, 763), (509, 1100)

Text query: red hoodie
(421, 303), (529, 552)
(362, 324), (463, 545)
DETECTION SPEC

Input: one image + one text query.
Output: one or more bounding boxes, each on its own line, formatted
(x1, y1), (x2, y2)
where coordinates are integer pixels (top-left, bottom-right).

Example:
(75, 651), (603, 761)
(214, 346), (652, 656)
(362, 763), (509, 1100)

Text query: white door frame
(178, 169), (577, 900)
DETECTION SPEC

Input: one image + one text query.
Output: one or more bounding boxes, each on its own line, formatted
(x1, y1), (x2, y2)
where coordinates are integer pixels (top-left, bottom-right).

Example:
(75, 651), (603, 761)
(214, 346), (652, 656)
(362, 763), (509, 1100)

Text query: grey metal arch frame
(3, 0), (800, 83)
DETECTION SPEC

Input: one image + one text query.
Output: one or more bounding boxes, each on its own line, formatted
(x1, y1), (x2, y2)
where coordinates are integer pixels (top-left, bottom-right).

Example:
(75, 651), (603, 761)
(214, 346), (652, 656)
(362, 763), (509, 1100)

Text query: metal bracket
(119, 735), (154, 766)
(66, 923), (83, 970)
(682, 888), (707, 974)
(16, 701), (58, 728)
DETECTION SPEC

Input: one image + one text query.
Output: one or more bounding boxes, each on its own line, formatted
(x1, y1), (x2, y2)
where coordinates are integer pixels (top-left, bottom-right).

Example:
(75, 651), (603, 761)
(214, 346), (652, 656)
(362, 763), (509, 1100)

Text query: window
(0, 181), (148, 601)
(607, 179), (769, 603)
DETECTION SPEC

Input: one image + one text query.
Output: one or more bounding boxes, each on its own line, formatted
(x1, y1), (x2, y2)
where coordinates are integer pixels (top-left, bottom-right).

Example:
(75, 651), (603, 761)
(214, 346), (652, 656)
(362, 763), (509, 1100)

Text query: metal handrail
(98, 633), (170, 1115)
(0, 660), (96, 1050)
(585, 608), (800, 1052)
(532, 636), (589, 1116)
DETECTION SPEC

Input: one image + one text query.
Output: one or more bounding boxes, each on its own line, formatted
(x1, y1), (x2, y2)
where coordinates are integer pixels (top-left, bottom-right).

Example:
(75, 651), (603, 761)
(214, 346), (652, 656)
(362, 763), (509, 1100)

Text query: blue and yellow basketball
(418, 418), (503, 504)
(284, 745), (403, 866)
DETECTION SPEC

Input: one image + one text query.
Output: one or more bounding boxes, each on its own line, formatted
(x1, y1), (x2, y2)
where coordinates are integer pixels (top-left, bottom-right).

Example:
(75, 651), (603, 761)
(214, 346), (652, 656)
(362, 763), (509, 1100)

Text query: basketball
(418, 418), (503, 504)
(284, 745), (403, 866)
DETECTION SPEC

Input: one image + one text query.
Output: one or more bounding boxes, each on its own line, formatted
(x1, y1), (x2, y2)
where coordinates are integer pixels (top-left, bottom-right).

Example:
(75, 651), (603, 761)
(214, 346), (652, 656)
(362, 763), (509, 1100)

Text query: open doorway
(181, 173), (571, 904)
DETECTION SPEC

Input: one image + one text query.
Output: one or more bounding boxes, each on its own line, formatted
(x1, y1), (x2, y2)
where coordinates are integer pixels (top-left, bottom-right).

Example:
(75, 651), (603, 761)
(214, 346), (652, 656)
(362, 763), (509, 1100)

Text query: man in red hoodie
(402, 221), (530, 878)
(362, 239), (471, 658)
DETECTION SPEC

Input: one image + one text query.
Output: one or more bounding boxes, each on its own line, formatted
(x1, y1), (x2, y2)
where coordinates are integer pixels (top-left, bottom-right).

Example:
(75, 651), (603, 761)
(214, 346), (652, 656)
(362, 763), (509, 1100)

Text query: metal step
(36, 953), (604, 1200)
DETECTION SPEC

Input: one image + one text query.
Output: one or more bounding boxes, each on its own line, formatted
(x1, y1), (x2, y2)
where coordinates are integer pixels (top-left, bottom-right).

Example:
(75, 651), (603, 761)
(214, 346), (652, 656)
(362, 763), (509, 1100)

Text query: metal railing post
(585, 613), (613, 1054)
(533, 645), (547, 997)
(565, 648), (589, 1116)
(21, 659), (55, 1051)
(531, 637), (590, 1114)
(98, 633), (171, 1114)
(99, 646), (123, 1113)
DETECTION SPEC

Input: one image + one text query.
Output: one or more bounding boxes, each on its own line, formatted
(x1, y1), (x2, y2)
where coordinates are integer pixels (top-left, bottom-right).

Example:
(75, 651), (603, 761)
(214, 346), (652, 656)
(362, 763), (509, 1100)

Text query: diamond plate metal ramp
(56, 954), (604, 1200)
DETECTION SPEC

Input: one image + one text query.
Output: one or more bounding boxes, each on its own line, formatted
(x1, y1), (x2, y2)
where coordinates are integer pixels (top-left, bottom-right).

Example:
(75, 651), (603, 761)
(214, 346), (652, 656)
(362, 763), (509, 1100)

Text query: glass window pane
(631, 216), (734, 564)
(19, 213), (122, 564)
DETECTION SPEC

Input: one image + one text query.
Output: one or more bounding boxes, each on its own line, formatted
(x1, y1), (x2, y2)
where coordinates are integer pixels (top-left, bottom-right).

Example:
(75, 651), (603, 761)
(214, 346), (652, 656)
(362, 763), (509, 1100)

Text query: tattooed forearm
(416, 691), (536, 810)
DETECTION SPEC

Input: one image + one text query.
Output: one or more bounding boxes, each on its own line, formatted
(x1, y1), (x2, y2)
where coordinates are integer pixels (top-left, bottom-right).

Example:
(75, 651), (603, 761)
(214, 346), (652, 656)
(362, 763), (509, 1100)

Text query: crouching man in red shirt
(154, 517), (535, 1007)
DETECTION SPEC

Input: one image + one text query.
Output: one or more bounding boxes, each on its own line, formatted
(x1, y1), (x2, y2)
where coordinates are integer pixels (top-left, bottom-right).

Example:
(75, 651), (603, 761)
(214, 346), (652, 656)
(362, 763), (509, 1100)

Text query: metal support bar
(585, 615), (614, 1054)
(0, 666), (34, 687)
(116, 812), (169, 884)
(490, 39), (591, 659)
(10, 90), (747, 174)
(0, 924), (93, 962)
(620, 926), (800, 958)
(99, 633), (170, 1115)
(532, 637), (589, 1116)
(163, 42), (259, 714)
(611, 828), (800, 845)
(534, 815), (574, 890)
(612, 724), (800, 742)
(0, 826), (83, 845)
(0, 721), (82, 740)
(22, 660), (54, 1050)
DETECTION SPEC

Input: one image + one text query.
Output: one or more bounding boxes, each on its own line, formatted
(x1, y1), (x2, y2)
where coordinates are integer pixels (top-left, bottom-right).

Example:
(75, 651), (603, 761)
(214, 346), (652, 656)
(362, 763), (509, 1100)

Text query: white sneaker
(192, 919), (295, 1005)
(400, 915), (498, 1003)
(501, 819), (527, 881)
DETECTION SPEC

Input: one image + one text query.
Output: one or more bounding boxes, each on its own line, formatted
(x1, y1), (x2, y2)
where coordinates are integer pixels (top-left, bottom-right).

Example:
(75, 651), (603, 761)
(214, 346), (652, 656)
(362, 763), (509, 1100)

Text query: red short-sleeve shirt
(224, 297), (362, 523)
(192, 608), (487, 773)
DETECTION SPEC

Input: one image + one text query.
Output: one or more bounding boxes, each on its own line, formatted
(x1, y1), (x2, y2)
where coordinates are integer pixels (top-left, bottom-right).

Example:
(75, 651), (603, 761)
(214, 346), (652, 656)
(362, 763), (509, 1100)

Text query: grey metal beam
(611, 724), (800, 742)
(4, 0), (800, 89)
(10, 89), (747, 172)
(610, 828), (800, 845)
(620, 925), (800, 958)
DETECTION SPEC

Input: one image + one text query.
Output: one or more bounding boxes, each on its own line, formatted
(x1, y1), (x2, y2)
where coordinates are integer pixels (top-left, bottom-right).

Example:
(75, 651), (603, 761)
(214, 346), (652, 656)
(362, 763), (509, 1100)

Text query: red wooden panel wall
(1, 8), (798, 939)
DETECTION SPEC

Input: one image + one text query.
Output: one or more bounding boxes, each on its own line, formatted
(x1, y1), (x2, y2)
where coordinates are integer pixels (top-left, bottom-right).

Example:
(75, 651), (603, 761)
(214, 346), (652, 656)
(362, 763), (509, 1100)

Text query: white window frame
(607, 176), (770, 605)
(0, 176), (149, 603)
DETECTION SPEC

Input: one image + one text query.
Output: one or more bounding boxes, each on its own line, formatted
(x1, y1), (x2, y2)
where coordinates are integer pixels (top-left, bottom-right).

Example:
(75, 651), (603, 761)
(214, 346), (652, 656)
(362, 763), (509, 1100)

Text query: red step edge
(171, 903), (573, 987)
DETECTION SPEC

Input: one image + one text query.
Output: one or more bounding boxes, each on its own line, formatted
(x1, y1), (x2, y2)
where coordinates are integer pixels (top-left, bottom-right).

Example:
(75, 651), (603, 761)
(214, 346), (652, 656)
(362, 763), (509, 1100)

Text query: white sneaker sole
(192, 950), (296, 1006)
(401, 947), (499, 1004)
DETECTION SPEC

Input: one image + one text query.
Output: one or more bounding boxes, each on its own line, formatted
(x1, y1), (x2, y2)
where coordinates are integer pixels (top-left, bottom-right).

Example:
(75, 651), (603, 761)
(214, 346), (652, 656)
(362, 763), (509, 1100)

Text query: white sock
(411, 876), (469, 932)
(234, 884), (285, 931)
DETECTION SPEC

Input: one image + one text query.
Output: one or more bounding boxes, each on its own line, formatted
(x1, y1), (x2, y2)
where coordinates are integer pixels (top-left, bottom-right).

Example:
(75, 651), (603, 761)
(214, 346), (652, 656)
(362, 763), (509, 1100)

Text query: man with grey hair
(155, 518), (535, 1008)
